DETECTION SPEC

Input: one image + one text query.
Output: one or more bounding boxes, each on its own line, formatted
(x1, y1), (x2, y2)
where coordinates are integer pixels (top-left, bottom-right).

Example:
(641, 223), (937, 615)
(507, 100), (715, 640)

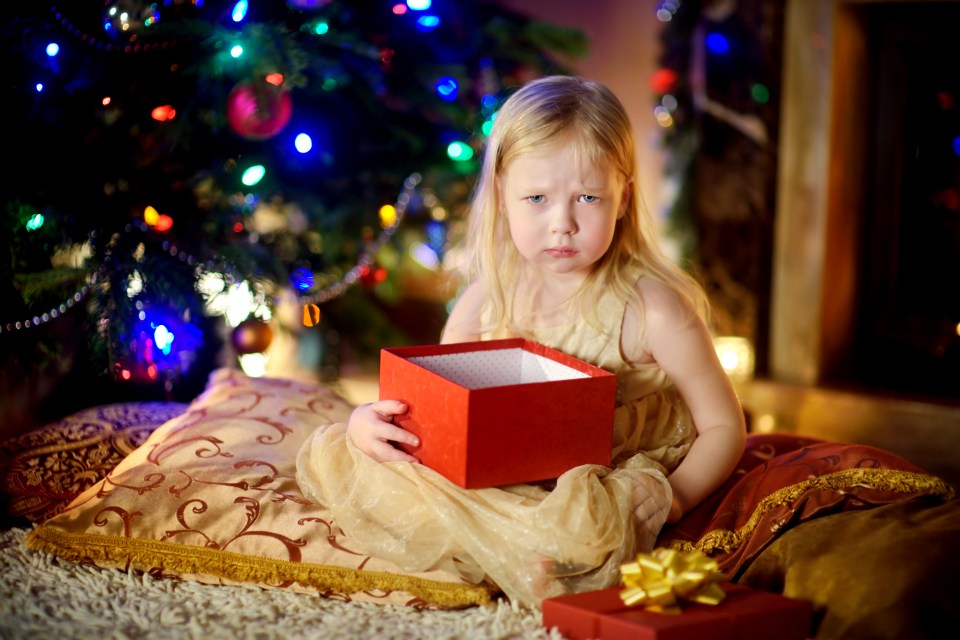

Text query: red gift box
(542, 583), (813, 640)
(378, 338), (616, 489)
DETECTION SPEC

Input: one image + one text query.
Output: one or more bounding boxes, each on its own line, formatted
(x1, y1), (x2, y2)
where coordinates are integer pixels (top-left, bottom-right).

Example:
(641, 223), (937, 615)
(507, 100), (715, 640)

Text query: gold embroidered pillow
(0, 402), (187, 524)
(26, 368), (494, 608)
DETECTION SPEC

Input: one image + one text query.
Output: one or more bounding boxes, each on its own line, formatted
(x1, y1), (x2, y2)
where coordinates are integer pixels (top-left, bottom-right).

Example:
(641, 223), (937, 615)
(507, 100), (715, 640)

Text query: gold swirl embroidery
(92, 506), (144, 537)
(663, 469), (955, 558)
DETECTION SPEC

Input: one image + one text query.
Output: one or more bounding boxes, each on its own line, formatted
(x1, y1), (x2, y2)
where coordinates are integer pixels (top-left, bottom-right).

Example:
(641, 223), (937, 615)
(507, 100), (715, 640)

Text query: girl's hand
(346, 400), (420, 464)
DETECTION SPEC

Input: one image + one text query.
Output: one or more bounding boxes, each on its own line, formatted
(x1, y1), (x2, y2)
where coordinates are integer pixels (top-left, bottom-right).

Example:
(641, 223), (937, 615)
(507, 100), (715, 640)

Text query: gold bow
(619, 548), (727, 615)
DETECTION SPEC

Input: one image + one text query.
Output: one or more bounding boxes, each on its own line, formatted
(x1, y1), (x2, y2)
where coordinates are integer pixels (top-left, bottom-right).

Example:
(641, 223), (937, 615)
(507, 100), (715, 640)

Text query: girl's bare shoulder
(440, 282), (487, 343)
(632, 275), (692, 324)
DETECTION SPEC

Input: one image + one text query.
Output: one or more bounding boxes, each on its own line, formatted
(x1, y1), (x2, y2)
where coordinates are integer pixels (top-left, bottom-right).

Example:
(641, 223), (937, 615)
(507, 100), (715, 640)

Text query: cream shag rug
(0, 527), (564, 640)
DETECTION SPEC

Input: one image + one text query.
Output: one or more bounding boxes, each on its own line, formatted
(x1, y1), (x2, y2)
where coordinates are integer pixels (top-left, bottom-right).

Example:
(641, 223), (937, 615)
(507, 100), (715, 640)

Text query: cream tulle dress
(295, 285), (697, 607)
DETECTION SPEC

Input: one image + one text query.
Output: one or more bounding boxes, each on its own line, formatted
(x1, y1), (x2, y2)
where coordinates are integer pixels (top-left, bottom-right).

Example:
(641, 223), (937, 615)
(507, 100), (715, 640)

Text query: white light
(719, 350), (740, 370)
(201, 281), (254, 326)
(232, 1), (248, 23)
(224, 283), (257, 327)
(126, 271), (144, 298)
(196, 271), (226, 296)
(153, 324), (174, 354)
(295, 133), (313, 153)
(410, 242), (439, 268)
(239, 352), (268, 377)
(713, 336), (755, 383)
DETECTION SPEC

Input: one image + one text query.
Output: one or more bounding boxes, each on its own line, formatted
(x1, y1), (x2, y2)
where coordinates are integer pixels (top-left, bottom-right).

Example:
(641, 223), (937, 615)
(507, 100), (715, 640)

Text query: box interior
(408, 347), (589, 389)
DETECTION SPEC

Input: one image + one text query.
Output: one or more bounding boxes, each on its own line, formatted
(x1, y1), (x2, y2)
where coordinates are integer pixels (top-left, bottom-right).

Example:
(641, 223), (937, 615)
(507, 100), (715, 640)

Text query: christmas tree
(1, 0), (587, 421)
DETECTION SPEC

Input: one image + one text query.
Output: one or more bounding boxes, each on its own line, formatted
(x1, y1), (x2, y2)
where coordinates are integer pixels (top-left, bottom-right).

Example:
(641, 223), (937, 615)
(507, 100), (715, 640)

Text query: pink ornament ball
(226, 82), (293, 140)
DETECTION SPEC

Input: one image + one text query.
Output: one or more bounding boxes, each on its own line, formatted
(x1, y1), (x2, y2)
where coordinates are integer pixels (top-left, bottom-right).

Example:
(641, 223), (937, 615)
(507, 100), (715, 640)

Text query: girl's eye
(527, 195), (546, 204)
(579, 195), (599, 204)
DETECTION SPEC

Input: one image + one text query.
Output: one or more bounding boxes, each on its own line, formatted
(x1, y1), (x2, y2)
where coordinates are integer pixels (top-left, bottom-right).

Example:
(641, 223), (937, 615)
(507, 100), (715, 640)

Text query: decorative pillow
(25, 368), (494, 608)
(0, 402), (187, 524)
(737, 497), (960, 640)
(658, 433), (955, 578)
(738, 498), (960, 640)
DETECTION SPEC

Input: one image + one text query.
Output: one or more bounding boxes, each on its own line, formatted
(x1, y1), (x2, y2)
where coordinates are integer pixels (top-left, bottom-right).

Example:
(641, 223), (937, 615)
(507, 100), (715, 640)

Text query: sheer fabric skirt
(295, 421), (673, 607)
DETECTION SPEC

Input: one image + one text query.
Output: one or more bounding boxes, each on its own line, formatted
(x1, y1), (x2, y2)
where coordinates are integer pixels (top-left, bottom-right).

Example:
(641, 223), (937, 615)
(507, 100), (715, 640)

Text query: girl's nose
(551, 205), (578, 235)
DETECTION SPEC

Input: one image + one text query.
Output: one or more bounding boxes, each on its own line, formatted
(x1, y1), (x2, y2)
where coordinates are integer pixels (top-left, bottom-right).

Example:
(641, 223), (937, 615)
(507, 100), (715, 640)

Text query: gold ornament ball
(232, 319), (273, 354)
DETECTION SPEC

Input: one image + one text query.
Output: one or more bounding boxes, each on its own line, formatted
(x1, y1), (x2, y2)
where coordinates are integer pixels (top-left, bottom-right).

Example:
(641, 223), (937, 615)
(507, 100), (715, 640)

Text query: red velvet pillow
(0, 402), (187, 524)
(658, 433), (955, 577)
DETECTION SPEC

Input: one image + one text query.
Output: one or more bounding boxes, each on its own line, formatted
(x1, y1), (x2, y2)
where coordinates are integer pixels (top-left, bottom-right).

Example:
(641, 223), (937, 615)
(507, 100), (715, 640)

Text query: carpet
(0, 527), (562, 640)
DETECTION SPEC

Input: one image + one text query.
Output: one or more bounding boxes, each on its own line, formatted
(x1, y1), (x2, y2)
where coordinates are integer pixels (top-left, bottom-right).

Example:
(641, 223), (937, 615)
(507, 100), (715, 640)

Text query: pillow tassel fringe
(24, 526), (494, 609)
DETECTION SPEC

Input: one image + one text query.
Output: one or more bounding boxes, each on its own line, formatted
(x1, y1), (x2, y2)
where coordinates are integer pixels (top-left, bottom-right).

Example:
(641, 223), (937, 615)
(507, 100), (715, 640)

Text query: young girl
(296, 75), (746, 607)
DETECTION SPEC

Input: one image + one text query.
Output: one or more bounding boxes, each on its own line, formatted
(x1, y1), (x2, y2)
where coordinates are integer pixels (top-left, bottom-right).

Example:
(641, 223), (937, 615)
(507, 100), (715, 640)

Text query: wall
(494, 0), (667, 222)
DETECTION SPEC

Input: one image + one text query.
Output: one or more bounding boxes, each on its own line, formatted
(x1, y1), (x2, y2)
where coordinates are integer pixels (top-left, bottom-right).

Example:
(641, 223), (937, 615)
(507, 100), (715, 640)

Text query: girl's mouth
(546, 247), (578, 258)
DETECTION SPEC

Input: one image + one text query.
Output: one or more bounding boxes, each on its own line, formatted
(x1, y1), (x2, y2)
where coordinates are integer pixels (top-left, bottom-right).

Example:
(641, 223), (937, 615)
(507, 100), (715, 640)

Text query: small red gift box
(378, 338), (616, 489)
(542, 583), (813, 640)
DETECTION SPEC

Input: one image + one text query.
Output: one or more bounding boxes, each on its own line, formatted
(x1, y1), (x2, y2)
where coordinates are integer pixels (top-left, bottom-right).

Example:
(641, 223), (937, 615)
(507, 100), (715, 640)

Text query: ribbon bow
(619, 548), (727, 615)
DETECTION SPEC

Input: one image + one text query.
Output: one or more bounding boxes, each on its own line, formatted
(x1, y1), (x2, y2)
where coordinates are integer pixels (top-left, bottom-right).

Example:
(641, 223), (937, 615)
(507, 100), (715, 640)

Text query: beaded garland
(2, 172), (421, 336)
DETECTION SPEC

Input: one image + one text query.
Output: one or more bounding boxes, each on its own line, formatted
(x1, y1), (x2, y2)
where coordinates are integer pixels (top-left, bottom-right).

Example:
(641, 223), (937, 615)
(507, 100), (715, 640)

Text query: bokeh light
(705, 32), (730, 55)
(242, 165), (266, 186)
(446, 141), (473, 161)
(295, 133), (313, 153)
(232, 1), (248, 23)
(435, 77), (458, 101)
(416, 15), (440, 31)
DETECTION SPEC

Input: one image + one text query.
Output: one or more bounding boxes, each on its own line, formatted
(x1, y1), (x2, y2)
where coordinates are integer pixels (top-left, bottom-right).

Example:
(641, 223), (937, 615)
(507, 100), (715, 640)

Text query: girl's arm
(348, 282), (487, 462)
(626, 278), (747, 523)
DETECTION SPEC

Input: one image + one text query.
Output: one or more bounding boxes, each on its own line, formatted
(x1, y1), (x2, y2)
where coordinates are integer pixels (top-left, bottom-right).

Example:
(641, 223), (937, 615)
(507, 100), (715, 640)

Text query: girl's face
(500, 141), (627, 285)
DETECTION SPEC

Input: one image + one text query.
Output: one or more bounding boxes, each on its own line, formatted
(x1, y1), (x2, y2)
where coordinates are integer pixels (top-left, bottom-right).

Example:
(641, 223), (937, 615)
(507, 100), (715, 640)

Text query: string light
(231, 1), (249, 23)
(435, 77), (458, 101)
(298, 172), (422, 306)
(705, 32), (730, 55)
(151, 104), (176, 121)
(379, 204), (398, 227)
(25, 213), (45, 231)
(294, 133), (313, 153)
(656, 0), (682, 22)
(50, 5), (182, 53)
(751, 83), (770, 104)
(241, 165), (266, 186)
(3, 173), (424, 333)
(446, 141), (473, 161)
(416, 15), (441, 31)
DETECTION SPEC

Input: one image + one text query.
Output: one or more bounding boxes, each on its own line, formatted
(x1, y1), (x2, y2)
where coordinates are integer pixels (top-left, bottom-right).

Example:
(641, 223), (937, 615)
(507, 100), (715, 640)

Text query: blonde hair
(457, 75), (709, 335)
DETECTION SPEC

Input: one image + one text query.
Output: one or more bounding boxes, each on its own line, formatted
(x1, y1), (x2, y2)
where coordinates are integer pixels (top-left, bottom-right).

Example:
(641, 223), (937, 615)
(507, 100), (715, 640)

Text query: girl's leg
(631, 473), (671, 551)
